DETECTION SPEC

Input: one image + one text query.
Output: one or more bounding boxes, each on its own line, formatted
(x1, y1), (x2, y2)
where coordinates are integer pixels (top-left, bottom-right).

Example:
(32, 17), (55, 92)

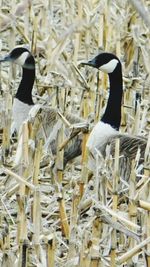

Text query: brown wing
(99, 134), (147, 181)
(40, 108), (86, 136)
(37, 107), (86, 166)
(106, 134), (147, 160)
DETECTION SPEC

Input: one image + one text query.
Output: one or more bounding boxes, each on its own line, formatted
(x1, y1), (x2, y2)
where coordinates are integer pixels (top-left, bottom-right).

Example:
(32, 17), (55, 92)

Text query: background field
(0, 0), (150, 266)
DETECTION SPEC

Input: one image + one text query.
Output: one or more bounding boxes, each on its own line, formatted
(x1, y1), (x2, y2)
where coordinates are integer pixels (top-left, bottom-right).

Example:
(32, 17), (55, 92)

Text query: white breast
(87, 121), (117, 154)
(86, 121), (117, 172)
(12, 98), (33, 133)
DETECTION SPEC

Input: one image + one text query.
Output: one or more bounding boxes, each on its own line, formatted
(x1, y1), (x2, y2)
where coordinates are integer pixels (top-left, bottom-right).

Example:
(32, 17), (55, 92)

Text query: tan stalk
(67, 181), (80, 261)
(47, 235), (55, 267)
(79, 231), (91, 267)
(32, 140), (43, 259)
(90, 217), (101, 266)
(80, 90), (91, 199)
(110, 138), (120, 267)
(145, 166), (150, 265)
(31, 12), (38, 54)
(2, 92), (12, 161)
(15, 122), (29, 259)
(117, 236), (150, 265)
(128, 160), (138, 265)
(57, 193), (70, 239)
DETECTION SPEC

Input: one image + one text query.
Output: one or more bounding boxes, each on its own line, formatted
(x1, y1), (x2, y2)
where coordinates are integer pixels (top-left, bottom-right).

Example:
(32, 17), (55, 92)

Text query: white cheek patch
(99, 59), (119, 73)
(15, 51), (29, 66)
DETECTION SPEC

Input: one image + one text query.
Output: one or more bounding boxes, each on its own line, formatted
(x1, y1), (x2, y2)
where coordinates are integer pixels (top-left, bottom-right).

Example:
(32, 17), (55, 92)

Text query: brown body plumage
(31, 106), (86, 167)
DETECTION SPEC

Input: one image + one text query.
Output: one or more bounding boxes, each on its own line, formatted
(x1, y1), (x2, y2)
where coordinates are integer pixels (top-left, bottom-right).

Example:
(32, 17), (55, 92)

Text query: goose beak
(79, 58), (97, 68)
(0, 54), (11, 63)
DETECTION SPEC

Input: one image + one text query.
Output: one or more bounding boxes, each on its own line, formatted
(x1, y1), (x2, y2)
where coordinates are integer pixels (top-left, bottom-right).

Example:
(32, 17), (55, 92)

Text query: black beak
(0, 54), (11, 63)
(79, 58), (97, 68)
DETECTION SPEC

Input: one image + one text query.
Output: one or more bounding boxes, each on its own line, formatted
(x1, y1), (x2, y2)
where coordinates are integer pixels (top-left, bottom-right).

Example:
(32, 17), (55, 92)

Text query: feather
(0, 47), (87, 167)
(82, 52), (148, 182)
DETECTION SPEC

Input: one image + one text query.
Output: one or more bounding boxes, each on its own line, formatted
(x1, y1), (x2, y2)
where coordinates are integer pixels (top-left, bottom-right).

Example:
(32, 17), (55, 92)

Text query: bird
(0, 46), (87, 167)
(0, 47), (35, 133)
(81, 51), (148, 182)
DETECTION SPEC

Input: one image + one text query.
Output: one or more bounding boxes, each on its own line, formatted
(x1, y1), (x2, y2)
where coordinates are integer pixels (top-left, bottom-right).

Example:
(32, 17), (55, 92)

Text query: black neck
(15, 67), (35, 105)
(101, 63), (123, 130)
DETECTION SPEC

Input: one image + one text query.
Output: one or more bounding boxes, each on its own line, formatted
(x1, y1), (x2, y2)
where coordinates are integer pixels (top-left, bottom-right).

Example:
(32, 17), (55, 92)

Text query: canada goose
(82, 52), (147, 180)
(0, 47), (86, 167)
(0, 47), (35, 133)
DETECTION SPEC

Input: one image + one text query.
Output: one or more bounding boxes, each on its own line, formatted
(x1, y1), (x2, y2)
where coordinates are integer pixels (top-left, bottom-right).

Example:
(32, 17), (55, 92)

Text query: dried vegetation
(0, 0), (150, 266)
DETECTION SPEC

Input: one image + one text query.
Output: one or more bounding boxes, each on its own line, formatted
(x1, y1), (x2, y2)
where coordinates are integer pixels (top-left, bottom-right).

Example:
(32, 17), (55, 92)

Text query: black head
(81, 52), (120, 74)
(0, 47), (35, 69)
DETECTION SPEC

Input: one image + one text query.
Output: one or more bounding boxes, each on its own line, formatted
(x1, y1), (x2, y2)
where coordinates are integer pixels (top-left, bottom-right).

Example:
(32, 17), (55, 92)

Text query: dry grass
(0, 0), (150, 266)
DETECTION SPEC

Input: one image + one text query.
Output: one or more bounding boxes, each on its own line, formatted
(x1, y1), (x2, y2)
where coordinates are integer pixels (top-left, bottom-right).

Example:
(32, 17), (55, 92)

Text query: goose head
(81, 51), (120, 74)
(0, 47), (35, 70)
